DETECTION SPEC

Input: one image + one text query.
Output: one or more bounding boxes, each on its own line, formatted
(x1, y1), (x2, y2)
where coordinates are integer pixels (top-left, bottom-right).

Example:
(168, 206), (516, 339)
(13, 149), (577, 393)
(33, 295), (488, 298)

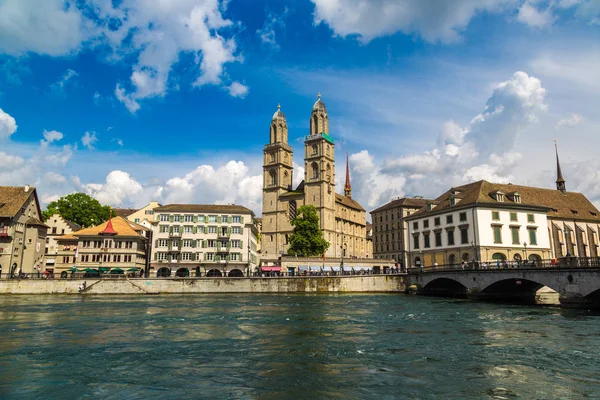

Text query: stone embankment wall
(0, 275), (406, 295)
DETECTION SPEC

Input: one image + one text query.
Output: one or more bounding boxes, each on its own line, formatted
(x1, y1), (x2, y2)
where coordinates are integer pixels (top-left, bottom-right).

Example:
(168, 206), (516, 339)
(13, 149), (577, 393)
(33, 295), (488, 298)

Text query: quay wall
(0, 275), (406, 295)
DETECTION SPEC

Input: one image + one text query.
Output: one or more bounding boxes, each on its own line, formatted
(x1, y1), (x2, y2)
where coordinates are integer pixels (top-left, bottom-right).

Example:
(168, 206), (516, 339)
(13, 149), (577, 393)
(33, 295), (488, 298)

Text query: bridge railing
(409, 256), (600, 273)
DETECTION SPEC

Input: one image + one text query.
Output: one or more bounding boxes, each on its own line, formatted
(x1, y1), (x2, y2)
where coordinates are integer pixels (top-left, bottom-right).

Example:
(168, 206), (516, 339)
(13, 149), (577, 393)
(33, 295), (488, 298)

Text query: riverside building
(261, 95), (368, 262)
(370, 197), (429, 269)
(44, 214), (81, 271)
(54, 216), (150, 277)
(150, 204), (258, 277)
(0, 186), (47, 277)
(405, 147), (600, 267)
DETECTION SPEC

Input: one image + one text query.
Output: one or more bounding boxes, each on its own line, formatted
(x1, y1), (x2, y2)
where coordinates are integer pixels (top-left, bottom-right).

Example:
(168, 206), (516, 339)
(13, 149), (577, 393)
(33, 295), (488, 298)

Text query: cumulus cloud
(83, 170), (144, 206)
(0, 1), (247, 113)
(40, 130), (64, 147)
(81, 131), (98, 150)
(311, 0), (509, 43)
(0, 107), (17, 139)
(376, 71), (547, 201)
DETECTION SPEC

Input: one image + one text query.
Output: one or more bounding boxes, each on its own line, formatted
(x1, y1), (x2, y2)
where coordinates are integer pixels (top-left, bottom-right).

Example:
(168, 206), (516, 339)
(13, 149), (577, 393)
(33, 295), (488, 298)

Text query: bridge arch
(422, 277), (468, 297)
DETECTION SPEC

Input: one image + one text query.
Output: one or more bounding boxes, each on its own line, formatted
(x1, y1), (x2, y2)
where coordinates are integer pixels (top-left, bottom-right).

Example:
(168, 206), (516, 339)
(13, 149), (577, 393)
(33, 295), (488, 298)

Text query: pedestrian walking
(37, 265), (41, 278)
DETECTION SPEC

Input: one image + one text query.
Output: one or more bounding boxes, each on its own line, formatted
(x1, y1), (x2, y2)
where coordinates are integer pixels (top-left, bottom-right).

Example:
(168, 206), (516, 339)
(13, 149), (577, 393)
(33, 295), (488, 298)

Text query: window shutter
(240, 240), (243, 249)
(228, 216), (232, 223)
(227, 241), (231, 250)
(193, 215), (198, 223)
(204, 226), (208, 234)
(204, 215), (208, 223)
(169, 226), (173, 235)
(241, 216), (244, 224)
(216, 255), (221, 262)
(217, 216), (222, 223)
(227, 227), (231, 236)
(193, 226), (197, 234)
(202, 240), (207, 248)
(154, 253), (158, 261)
(154, 239), (158, 247)
(169, 215), (174, 222)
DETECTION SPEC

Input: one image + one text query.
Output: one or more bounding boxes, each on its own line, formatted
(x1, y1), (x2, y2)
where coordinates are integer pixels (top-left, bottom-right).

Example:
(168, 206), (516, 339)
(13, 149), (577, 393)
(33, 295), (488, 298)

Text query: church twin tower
(262, 94), (367, 260)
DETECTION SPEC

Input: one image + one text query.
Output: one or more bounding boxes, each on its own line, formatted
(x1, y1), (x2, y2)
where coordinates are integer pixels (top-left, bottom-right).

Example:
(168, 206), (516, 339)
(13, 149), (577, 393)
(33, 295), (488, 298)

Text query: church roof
(371, 197), (430, 213)
(312, 93), (327, 112)
(406, 180), (600, 222)
(336, 193), (365, 211)
(272, 104), (286, 120)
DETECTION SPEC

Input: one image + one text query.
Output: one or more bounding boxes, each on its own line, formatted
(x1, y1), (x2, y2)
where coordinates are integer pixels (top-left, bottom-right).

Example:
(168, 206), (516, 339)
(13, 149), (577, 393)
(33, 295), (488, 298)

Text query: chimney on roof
(555, 141), (566, 194)
(344, 152), (352, 198)
(24, 185), (30, 192)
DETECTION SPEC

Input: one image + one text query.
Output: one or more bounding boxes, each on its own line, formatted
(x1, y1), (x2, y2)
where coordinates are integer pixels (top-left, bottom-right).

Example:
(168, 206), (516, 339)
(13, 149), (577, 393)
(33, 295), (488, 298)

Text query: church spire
(344, 152), (352, 198)
(555, 141), (566, 194)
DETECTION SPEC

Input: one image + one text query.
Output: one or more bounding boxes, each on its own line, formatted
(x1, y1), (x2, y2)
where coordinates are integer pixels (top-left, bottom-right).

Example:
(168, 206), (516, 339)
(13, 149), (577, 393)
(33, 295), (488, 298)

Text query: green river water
(0, 294), (599, 399)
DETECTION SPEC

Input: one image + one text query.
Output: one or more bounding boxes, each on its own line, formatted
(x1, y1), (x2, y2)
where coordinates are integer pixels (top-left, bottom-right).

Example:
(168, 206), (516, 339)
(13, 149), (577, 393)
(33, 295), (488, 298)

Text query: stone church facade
(261, 95), (367, 260)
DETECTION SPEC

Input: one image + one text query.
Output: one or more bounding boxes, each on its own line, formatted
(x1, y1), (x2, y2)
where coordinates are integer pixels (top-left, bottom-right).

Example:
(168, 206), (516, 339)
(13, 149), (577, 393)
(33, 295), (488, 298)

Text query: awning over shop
(261, 266), (281, 272)
(298, 265), (308, 271)
(332, 266), (341, 271)
(322, 266), (332, 272)
(310, 266), (321, 272)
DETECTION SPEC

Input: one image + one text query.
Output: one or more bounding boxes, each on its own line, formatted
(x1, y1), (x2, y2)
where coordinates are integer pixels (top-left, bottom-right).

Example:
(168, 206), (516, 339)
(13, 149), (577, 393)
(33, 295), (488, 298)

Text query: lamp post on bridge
(523, 242), (528, 264)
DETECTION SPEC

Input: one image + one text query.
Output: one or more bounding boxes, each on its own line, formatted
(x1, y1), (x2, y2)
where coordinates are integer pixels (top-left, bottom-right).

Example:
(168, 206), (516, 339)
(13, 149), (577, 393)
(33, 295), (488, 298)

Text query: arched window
(311, 162), (319, 179)
(269, 153), (275, 162)
(491, 252), (506, 261)
(269, 170), (276, 186)
(312, 144), (318, 155)
(462, 252), (470, 262)
(448, 254), (456, 266)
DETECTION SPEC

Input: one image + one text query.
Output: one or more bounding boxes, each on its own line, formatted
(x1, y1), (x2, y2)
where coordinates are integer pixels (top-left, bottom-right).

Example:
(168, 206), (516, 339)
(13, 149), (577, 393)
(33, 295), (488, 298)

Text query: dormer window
(449, 195), (455, 206)
(513, 193), (521, 203)
(492, 191), (505, 202)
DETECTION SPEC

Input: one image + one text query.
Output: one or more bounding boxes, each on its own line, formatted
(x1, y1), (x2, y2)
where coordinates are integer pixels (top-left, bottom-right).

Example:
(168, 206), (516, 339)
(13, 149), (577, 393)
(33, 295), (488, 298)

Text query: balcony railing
(410, 256), (600, 273)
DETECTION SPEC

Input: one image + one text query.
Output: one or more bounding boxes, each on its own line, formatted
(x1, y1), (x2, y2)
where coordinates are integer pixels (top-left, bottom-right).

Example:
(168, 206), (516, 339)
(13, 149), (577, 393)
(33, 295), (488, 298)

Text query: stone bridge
(407, 268), (600, 308)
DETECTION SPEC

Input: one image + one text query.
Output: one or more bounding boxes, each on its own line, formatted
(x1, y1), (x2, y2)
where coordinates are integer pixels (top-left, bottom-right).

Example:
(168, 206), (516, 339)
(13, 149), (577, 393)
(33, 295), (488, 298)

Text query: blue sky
(0, 0), (599, 216)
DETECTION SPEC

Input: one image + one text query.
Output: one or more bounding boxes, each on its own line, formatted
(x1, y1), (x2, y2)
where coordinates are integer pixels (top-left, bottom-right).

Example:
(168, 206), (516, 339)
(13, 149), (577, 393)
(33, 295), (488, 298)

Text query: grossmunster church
(261, 94), (368, 261)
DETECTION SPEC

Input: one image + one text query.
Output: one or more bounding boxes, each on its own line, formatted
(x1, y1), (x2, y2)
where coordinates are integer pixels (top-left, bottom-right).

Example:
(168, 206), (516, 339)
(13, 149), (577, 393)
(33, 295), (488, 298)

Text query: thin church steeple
(344, 152), (352, 198)
(555, 141), (566, 194)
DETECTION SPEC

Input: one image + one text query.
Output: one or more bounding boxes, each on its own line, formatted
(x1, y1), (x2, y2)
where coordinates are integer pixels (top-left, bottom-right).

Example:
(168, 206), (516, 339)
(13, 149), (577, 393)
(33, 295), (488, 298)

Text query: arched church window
(269, 170), (276, 186)
(311, 162), (319, 180)
(289, 200), (297, 221)
(312, 144), (318, 155)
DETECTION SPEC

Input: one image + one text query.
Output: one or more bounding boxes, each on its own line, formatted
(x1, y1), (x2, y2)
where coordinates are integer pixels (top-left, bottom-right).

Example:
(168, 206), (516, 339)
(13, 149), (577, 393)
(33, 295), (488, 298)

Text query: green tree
(42, 193), (111, 227)
(288, 205), (330, 257)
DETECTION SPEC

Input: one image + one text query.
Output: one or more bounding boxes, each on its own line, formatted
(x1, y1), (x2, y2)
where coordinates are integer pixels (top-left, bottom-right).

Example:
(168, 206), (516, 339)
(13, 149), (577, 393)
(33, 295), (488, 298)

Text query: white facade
(150, 207), (258, 277)
(407, 206), (552, 266)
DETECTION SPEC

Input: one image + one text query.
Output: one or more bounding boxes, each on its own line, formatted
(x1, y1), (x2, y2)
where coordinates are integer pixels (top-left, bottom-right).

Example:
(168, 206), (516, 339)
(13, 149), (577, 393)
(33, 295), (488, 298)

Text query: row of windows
(158, 226), (243, 235)
(374, 209), (411, 224)
(413, 228), (469, 250)
(413, 211), (536, 231)
(81, 240), (134, 249)
(156, 239), (243, 248)
(159, 214), (244, 224)
(64, 254), (136, 263)
(492, 226), (537, 245)
(156, 252), (242, 262)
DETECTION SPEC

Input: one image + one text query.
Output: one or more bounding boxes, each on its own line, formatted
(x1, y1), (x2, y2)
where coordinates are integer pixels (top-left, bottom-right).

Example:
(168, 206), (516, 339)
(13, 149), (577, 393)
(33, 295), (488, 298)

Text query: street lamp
(470, 240), (476, 269)
(523, 242), (528, 264)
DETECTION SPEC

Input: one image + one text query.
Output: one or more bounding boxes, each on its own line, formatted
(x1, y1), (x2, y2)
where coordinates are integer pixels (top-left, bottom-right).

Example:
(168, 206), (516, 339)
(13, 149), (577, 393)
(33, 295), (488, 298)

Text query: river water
(1, 294), (599, 399)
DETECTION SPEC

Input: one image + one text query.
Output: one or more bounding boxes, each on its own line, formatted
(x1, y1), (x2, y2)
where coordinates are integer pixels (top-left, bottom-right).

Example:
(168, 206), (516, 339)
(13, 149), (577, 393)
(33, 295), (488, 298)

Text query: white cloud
(379, 71), (547, 200)
(0, 107), (17, 139)
(0, 0), (88, 56)
(555, 113), (583, 130)
(41, 130), (64, 145)
(93, 91), (101, 104)
(226, 81), (249, 98)
(81, 131), (98, 150)
(517, 1), (555, 27)
(82, 170), (144, 206)
(311, 0), (510, 43)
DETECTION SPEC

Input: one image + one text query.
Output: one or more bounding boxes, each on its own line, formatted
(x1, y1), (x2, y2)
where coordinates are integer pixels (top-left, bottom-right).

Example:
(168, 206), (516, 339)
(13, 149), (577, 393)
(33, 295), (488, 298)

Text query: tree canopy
(287, 205), (330, 257)
(42, 193), (111, 228)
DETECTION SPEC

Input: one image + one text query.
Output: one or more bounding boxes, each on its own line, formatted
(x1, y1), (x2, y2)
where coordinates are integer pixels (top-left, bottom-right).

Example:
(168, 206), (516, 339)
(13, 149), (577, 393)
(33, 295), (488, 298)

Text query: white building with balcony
(150, 204), (258, 277)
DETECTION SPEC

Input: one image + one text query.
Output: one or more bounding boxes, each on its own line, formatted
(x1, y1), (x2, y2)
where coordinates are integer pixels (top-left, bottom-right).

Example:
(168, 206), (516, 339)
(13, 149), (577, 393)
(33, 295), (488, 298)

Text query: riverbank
(0, 275), (406, 295)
